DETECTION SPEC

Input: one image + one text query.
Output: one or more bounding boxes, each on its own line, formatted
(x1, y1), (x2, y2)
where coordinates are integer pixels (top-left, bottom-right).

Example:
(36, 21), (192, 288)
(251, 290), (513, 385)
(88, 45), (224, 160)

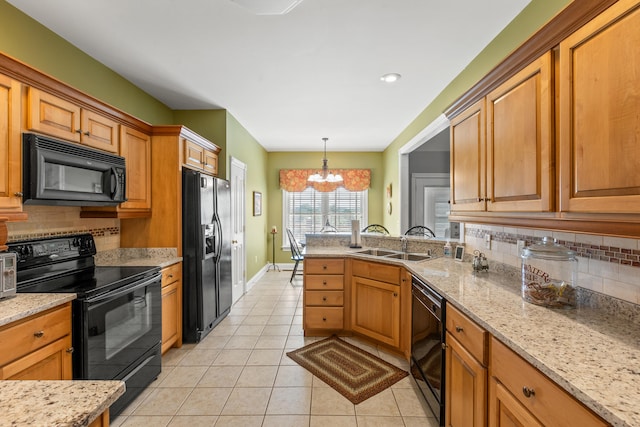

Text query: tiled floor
(112, 271), (438, 427)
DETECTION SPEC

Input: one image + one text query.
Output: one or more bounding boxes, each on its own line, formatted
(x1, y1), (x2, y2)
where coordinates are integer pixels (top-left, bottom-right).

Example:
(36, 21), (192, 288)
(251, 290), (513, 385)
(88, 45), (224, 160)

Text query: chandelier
(308, 138), (343, 183)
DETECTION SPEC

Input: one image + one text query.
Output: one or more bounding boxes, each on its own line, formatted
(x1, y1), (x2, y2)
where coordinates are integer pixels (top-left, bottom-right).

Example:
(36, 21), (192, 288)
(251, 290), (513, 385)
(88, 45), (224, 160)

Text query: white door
(230, 157), (246, 304)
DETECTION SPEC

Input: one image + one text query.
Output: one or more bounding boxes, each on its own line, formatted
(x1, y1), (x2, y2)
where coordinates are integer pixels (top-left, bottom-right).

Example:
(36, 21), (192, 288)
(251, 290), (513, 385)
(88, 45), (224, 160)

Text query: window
(283, 187), (368, 245)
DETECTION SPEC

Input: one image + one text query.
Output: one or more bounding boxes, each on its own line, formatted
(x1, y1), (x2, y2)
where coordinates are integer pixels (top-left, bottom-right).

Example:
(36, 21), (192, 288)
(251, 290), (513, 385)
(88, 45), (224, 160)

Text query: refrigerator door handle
(214, 215), (223, 263)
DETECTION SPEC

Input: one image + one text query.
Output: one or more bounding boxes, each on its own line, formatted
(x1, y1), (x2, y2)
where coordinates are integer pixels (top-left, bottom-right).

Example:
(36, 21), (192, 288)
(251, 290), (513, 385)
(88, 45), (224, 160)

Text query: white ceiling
(7, 0), (530, 152)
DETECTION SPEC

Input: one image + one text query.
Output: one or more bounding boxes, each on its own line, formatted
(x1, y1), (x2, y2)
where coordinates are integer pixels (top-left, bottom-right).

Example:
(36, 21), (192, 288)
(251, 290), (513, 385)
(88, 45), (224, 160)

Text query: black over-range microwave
(22, 133), (126, 206)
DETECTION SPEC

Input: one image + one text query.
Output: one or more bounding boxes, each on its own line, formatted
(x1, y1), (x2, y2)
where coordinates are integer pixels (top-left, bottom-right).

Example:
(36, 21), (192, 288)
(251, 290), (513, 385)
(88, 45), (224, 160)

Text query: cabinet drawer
(0, 303), (71, 367)
(305, 307), (344, 330)
(446, 304), (488, 365)
(162, 263), (182, 287)
(305, 290), (343, 306)
(352, 259), (401, 284)
(491, 337), (607, 427)
(305, 275), (344, 290)
(305, 258), (344, 275)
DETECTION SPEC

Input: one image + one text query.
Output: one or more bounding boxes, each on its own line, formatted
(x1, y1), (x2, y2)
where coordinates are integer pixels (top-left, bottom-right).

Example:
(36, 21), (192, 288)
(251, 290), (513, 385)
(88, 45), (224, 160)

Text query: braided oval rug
(286, 335), (408, 404)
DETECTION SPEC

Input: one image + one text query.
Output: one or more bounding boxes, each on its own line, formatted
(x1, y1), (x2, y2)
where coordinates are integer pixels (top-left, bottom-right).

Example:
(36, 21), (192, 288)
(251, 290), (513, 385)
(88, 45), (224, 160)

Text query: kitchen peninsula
(303, 235), (640, 427)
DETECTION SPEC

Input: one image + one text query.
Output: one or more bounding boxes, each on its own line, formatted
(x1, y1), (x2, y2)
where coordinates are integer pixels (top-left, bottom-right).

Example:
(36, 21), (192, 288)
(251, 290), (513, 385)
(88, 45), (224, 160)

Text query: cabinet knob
(14, 192), (23, 197)
(168, 274), (173, 279)
(66, 347), (74, 354)
(322, 296), (327, 302)
(522, 386), (535, 398)
(322, 280), (327, 285)
(455, 326), (464, 333)
(34, 330), (44, 338)
(322, 317), (327, 321)
(393, 292), (398, 297)
(322, 265), (327, 270)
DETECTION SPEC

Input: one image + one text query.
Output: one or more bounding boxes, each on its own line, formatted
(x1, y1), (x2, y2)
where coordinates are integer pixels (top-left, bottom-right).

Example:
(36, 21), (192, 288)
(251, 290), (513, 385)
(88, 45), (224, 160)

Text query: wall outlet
(484, 234), (491, 249)
(254, 255), (258, 263)
(516, 240), (526, 256)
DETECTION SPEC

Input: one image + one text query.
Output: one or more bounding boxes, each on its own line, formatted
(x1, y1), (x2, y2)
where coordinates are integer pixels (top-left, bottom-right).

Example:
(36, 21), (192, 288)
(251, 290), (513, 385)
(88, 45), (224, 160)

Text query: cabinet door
(351, 276), (400, 347)
(27, 87), (81, 142)
(1, 335), (73, 380)
(0, 74), (22, 213)
(184, 139), (205, 170)
(120, 126), (151, 210)
(161, 280), (180, 354)
(203, 149), (218, 176)
(445, 332), (487, 427)
(488, 378), (543, 427)
(559, 0), (640, 213)
(81, 109), (119, 153)
(450, 99), (486, 212)
(486, 52), (553, 212)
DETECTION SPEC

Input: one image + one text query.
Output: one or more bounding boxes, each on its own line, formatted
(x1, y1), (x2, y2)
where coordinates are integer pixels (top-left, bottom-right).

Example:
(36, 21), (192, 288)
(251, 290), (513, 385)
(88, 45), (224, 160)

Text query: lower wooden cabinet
(303, 258), (345, 333)
(161, 262), (182, 354)
(445, 304), (488, 427)
(489, 337), (607, 427)
(0, 302), (73, 380)
(351, 275), (400, 348)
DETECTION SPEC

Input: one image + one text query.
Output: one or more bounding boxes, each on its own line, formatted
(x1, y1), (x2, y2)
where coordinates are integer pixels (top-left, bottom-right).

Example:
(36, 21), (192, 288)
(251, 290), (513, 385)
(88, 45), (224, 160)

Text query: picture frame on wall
(253, 191), (262, 216)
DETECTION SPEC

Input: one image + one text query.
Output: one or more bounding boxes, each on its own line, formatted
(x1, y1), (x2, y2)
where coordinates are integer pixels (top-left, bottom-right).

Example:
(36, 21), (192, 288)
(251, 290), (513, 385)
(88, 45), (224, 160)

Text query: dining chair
(361, 224), (390, 235)
(286, 228), (304, 284)
(404, 225), (436, 238)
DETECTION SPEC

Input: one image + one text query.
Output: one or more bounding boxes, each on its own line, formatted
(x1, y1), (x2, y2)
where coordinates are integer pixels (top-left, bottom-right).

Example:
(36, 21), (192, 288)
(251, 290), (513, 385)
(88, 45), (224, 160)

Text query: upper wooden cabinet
(450, 52), (553, 214)
(0, 73), (25, 219)
(184, 138), (219, 176)
(486, 52), (553, 213)
(559, 0), (640, 214)
(119, 125), (151, 211)
(26, 87), (119, 153)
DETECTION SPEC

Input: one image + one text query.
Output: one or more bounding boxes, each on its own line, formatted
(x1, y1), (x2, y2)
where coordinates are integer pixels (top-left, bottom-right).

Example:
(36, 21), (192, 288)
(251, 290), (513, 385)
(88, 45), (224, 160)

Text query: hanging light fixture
(308, 138), (343, 183)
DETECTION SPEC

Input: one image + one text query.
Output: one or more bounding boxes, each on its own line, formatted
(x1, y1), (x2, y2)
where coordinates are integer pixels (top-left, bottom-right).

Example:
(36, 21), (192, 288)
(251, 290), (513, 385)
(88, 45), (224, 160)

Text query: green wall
(268, 152), (384, 263)
(381, 0), (571, 234)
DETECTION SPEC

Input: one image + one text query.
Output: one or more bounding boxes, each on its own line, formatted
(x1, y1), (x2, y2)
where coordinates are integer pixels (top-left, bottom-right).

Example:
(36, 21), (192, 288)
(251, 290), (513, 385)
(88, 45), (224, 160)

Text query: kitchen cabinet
(559, 0), (640, 214)
(161, 262), (182, 354)
(445, 304), (488, 427)
(119, 126), (220, 252)
(450, 52), (553, 214)
(184, 138), (219, 176)
(0, 302), (73, 380)
(489, 337), (607, 427)
(303, 258), (346, 333)
(351, 259), (401, 348)
(81, 125), (152, 218)
(0, 73), (25, 221)
(26, 87), (119, 153)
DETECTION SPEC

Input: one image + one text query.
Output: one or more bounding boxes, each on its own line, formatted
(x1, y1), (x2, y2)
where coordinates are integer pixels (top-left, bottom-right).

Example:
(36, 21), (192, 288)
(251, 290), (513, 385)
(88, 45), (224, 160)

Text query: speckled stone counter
(304, 246), (640, 427)
(0, 380), (124, 427)
(95, 247), (181, 268)
(0, 293), (76, 327)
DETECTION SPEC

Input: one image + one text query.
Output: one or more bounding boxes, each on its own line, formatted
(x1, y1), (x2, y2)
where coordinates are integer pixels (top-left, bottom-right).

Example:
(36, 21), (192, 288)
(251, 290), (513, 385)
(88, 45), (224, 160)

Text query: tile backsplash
(6, 206), (120, 252)
(463, 223), (640, 305)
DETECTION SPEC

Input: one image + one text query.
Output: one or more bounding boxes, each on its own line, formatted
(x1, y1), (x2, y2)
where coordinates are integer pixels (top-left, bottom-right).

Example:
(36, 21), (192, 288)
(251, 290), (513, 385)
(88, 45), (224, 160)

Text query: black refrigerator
(182, 169), (232, 343)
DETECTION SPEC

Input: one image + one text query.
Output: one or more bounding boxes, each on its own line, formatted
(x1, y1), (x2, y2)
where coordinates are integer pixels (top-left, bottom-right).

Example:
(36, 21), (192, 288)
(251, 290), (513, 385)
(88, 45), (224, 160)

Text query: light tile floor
(112, 271), (439, 427)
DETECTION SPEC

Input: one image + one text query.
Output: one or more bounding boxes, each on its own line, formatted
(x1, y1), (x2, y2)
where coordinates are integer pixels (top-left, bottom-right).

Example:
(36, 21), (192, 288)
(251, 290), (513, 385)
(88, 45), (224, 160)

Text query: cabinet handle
(322, 317), (327, 321)
(34, 330), (44, 338)
(168, 274), (173, 279)
(455, 326), (464, 333)
(522, 387), (535, 398)
(393, 292), (398, 297)
(322, 265), (327, 270)
(83, 131), (90, 136)
(322, 296), (327, 302)
(14, 192), (23, 197)
(66, 347), (74, 354)
(322, 280), (327, 285)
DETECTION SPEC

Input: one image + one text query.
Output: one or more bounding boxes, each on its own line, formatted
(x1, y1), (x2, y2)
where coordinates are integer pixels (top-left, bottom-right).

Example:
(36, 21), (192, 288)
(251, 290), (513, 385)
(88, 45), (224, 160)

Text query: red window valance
(279, 169), (371, 192)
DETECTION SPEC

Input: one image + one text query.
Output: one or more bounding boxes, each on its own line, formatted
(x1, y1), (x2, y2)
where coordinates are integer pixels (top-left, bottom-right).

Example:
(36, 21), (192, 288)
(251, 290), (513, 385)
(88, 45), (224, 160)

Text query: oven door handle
(85, 273), (161, 303)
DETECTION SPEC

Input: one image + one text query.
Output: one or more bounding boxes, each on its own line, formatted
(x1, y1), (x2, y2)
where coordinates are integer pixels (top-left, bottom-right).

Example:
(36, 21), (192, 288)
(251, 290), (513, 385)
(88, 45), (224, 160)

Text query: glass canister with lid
(521, 236), (577, 308)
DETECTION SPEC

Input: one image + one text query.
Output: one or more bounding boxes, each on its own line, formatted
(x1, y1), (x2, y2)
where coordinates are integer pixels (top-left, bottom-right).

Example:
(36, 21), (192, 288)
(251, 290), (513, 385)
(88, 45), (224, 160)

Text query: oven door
(411, 280), (445, 424)
(75, 272), (162, 380)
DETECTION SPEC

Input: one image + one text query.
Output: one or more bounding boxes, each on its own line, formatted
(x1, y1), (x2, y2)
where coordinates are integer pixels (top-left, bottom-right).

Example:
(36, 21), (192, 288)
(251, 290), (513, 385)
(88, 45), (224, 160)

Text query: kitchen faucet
(401, 236), (408, 253)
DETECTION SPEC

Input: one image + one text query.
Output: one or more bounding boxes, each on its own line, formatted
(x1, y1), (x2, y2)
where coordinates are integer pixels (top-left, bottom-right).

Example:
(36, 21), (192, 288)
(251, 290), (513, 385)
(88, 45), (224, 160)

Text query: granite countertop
(305, 246), (640, 427)
(94, 247), (181, 268)
(0, 293), (76, 327)
(0, 380), (124, 427)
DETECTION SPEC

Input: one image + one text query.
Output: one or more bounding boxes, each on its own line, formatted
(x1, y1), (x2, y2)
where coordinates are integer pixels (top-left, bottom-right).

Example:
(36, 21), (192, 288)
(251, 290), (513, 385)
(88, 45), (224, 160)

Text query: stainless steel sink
(384, 252), (432, 262)
(354, 248), (400, 257)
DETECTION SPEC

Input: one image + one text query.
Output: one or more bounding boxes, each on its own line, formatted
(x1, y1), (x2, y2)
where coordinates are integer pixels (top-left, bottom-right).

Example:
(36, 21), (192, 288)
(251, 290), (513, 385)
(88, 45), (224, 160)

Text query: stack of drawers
(303, 258), (345, 331)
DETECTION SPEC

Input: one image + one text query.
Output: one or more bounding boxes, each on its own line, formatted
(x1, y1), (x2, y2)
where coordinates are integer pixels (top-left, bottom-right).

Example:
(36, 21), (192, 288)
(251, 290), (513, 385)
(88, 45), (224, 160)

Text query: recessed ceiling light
(380, 73), (401, 83)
